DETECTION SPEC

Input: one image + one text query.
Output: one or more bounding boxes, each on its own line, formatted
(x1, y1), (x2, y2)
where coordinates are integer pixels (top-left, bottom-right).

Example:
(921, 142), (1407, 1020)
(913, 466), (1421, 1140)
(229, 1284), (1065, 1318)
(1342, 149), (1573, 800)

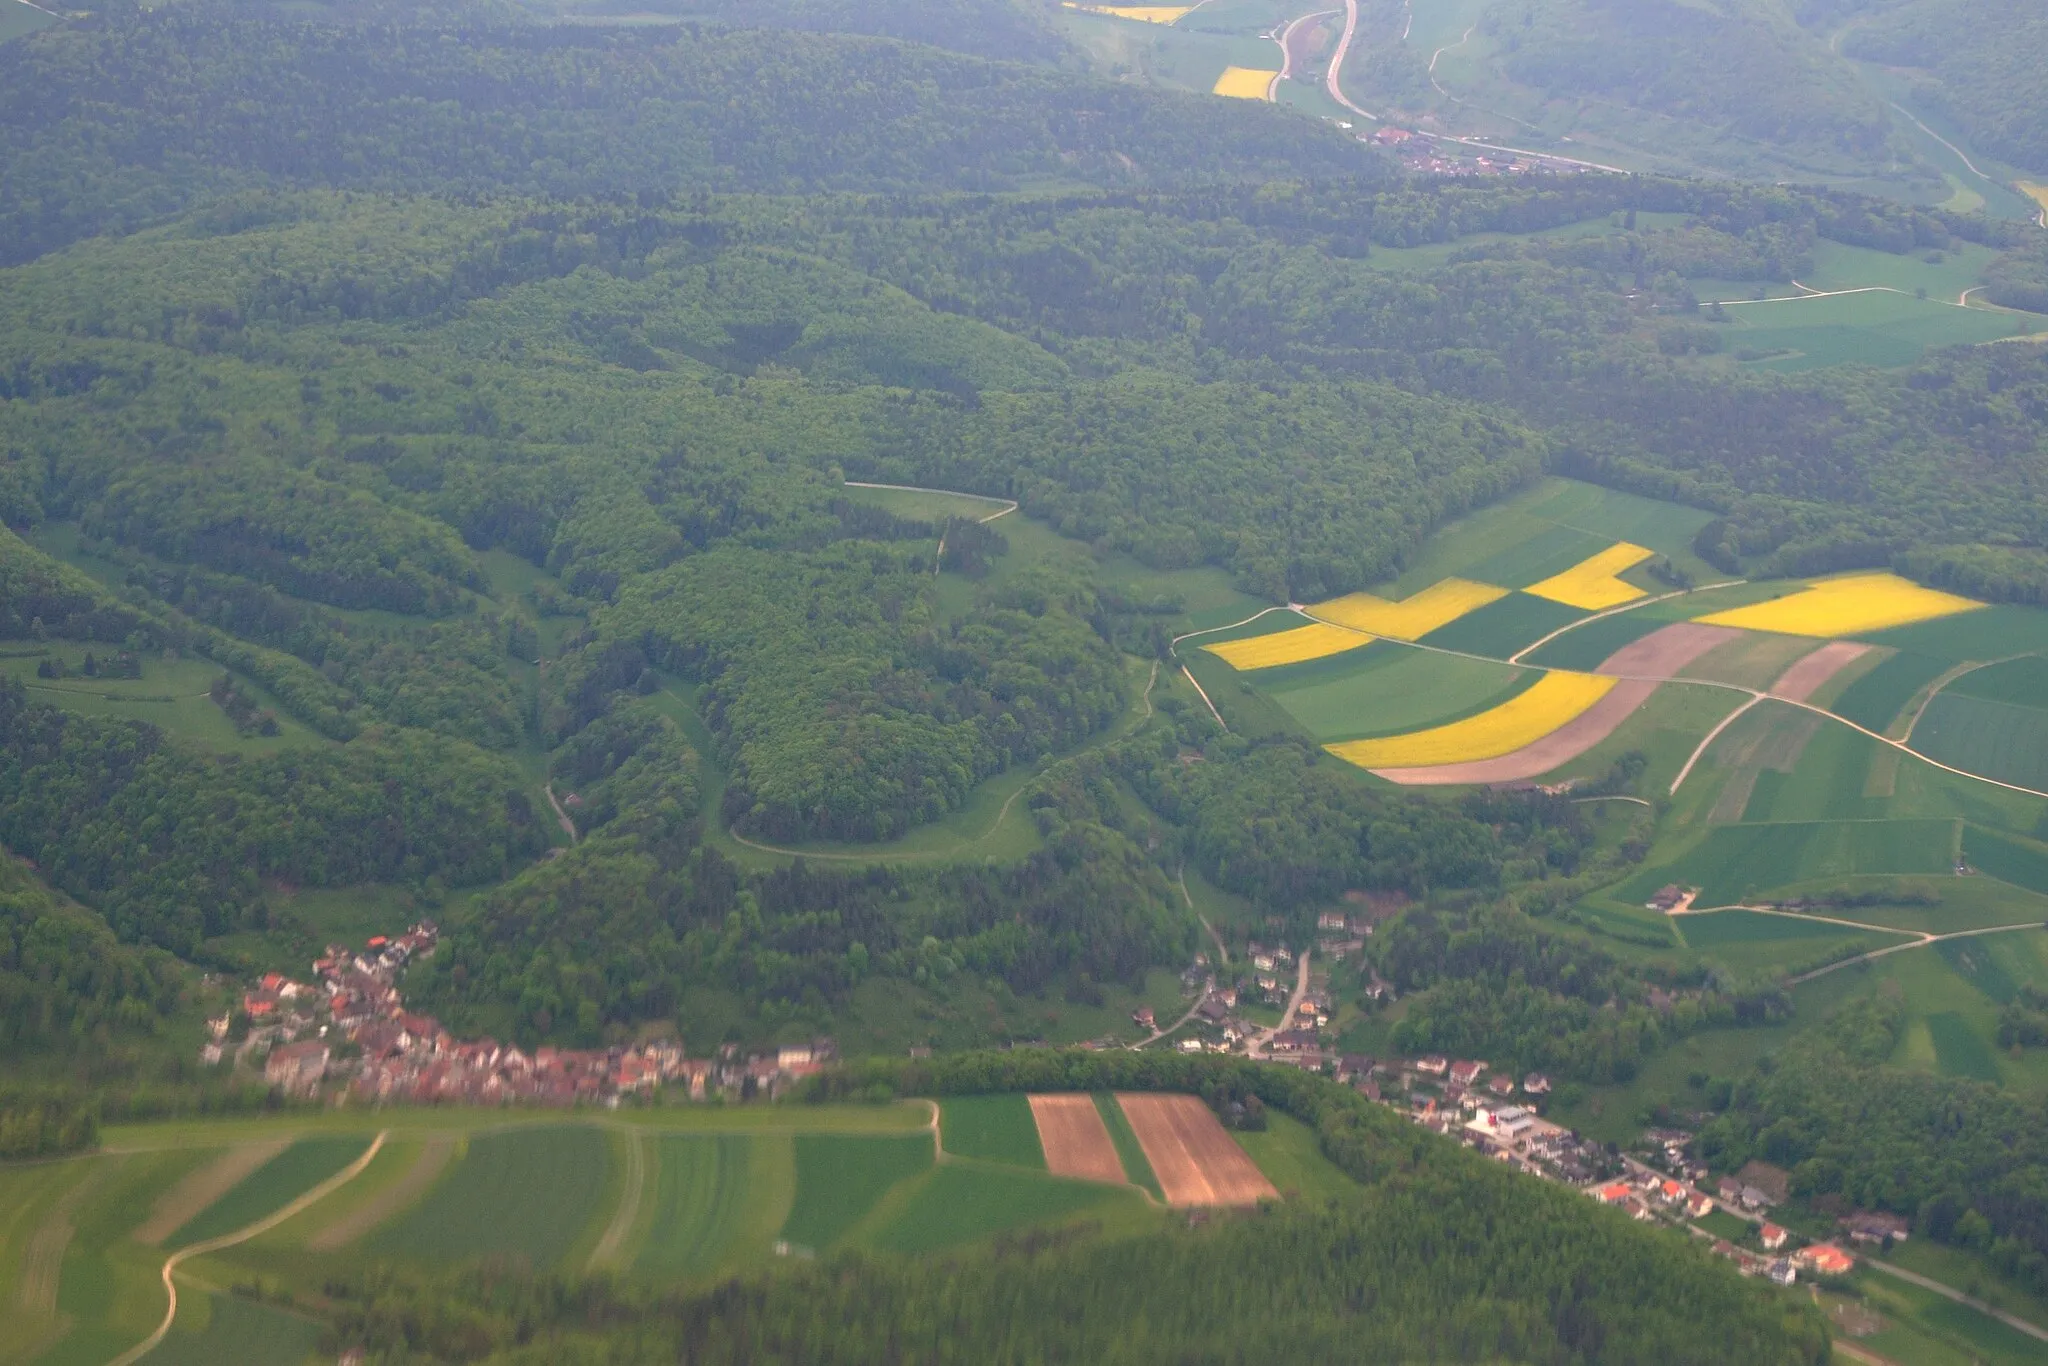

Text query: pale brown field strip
(1028, 1094), (1126, 1185)
(306, 1136), (454, 1250)
(1769, 640), (1872, 703)
(1114, 1094), (1275, 1207)
(1374, 679), (1657, 786)
(1594, 622), (1741, 677)
(133, 1138), (291, 1245)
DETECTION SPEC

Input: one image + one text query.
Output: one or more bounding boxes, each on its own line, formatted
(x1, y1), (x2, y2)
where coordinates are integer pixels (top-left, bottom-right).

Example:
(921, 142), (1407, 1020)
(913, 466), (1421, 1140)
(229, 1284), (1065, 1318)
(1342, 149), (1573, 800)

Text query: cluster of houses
(209, 923), (834, 1106)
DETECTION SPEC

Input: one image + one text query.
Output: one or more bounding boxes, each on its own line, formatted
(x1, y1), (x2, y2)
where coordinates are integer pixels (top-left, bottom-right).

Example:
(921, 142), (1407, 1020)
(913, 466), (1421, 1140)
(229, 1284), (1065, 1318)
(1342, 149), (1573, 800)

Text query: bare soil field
(1374, 679), (1658, 786)
(306, 1137), (454, 1251)
(1114, 1094), (1276, 1207)
(1027, 1095), (1126, 1186)
(1770, 641), (1873, 702)
(1595, 622), (1741, 678)
(133, 1139), (291, 1244)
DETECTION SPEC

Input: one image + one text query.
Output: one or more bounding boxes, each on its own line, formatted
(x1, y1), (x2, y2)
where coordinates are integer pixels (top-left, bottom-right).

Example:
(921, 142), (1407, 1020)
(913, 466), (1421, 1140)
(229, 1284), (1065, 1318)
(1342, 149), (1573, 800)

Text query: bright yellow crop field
(1309, 578), (1507, 640)
(1062, 3), (1194, 22)
(1211, 66), (1279, 100)
(1204, 622), (1368, 670)
(2019, 182), (2048, 216)
(1695, 572), (1984, 638)
(1524, 542), (1654, 611)
(1324, 671), (1616, 768)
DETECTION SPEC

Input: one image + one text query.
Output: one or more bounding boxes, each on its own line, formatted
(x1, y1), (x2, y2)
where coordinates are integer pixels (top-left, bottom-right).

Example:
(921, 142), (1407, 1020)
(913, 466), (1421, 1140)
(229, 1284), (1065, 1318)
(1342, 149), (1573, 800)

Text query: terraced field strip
(304, 1136), (453, 1250)
(1027, 1095), (1127, 1186)
(132, 1140), (289, 1245)
(1114, 1094), (1276, 1207)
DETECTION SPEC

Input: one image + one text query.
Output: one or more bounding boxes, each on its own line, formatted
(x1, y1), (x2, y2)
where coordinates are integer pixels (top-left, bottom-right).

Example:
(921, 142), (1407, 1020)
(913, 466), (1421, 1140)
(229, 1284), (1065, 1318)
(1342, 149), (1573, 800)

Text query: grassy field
(1829, 649), (1952, 733)
(1230, 1112), (1359, 1203)
(865, 1161), (1136, 1254)
(1523, 610), (1670, 670)
(779, 1134), (934, 1252)
(142, 1293), (323, 1366)
(1417, 592), (1587, 658)
(1622, 819), (1958, 908)
(0, 645), (328, 755)
(1962, 826), (2048, 897)
(1259, 645), (1529, 742)
(370, 1126), (613, 1270)
(1946, 656), (2048, 708)
(1093, 1092), (1163, 1198)
(167, 1135), (372, 1247)
(938, 1094), (1045, 1167)
(1913, 691), (2048, 791)
(1723, 286), (2041, 371)
(839, 483), (1013, 525)
(1864, 604), (2048, 662)
(630, 1134), (793, 1279)
(1674, 909), (1908, 977)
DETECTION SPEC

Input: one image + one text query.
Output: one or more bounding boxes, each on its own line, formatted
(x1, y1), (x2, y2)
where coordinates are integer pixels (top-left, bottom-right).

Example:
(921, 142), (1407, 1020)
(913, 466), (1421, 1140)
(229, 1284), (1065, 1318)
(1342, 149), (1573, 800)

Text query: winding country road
(107, 1132), (388, 1366)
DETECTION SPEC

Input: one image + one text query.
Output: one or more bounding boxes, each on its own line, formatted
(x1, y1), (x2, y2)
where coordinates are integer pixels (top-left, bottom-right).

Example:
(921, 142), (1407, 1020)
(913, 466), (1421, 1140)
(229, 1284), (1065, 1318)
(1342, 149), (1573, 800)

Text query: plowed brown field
(1769, 640), (1871, 702)
(1028, 1095), (1126, 1185)
(1114, 1094), (1276, 1207)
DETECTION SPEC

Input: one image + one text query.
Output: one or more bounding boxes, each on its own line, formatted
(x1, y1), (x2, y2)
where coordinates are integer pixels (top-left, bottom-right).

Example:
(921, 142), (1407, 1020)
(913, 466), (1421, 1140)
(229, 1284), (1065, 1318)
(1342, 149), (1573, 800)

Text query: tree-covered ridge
(0, 855), (180, 1054)
(1840, 0), (2048, 173)
(616, 0), (1069, 62)
(0, 0), (1383, 265)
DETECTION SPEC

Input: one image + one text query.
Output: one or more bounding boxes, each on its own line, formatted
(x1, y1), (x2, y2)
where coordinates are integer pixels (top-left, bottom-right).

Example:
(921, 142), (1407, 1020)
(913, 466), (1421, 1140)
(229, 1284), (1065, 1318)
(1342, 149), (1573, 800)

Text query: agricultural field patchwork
(938, 1094), (1046, 1168)
(1114, 1093), (1276, 1207)
(780, 1134), (934, 1253)
(1523, 542), (1654, 611)
(1260, 646), (1530, 744)
(1695, 572), (1983, 639)
(1308, 577), (1506, 640)
(1416, 591), (1589, 657)
(371, 1126), (613, 1270)
(1622, 819), (1959, 908)
(1325, 670), (1615, 770)
(1912, 691), (2048, 793)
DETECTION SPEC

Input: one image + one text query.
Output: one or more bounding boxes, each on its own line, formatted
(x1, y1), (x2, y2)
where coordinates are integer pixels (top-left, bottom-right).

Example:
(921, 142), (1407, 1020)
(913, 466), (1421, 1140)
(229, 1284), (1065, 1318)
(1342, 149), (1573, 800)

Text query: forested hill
(0, 0), (1382, 265)
(639, 0), (1069, 62)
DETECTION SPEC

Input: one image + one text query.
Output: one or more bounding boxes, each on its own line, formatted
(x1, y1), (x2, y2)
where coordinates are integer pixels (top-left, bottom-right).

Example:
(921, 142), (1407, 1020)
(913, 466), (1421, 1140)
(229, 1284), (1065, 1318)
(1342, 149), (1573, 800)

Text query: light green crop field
(1913, 691), (2048, 791)
(142, 1293), (323, 1366)
(1799, 240), (2001, 302)
(1262, 646), (1529, 742)
(370, 1125), (613, 1270)
(1384, 477), (1714, 594)
(1830, 650), (1951, 733)
(780, 1134), (934, 1253)
(630, 1134), (793, 1279)
(938, 1094), (1045, 1168)
(1622, 819), (1958, 908)
(168, 1135), (373, 1248)
(1963, 826), (2048, 899)
(1866, 605), (2048, 663)
(1672, 910), (1908, 978)
(1231, 1112), (1359, 1203)
(1092, 1093), (1163, 1199)
(1417, 592), (1587, 659)
(1523, 610), (1671, 670)
(866, 1161), (1137, 1255)
(1947, 656), (2048, 709)
(1725, 289), (2040, 372)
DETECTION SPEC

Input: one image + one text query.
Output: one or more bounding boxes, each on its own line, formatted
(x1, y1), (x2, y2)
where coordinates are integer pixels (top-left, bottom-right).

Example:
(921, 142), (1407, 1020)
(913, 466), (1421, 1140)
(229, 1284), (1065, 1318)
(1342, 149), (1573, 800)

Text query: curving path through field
(107, 1131), (388, 1366)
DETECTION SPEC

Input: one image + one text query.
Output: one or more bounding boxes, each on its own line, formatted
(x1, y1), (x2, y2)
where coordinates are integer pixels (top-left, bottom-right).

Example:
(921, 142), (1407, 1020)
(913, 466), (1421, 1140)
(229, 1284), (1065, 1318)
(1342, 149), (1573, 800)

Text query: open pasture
(1028, 1094), (1126, 1185)
(1326, 670), (1615, 770)
(1524, 542), (1654, 611)
(1260, 646), (1529, 743)
(1722, 288), (2040, 371)
(1211, 65), (1278, 99)
(939, 1094), (1046, 1168)
(1912, 691), (2048, 792)
(142, 1293), (322, 1366)
(371, 1126), (613, 1270)
(1417, 591), (1588, 658)
(781, 1134), (934, 1253)
(1623, 818), (1957, 908)
(1675, 909), (1909, 977)
(1115, 1094), (1275, 1207)
(1309, 577), (1505, 640)
(1696, 572), (1984, 639)
(1203, 620), (1365, 670)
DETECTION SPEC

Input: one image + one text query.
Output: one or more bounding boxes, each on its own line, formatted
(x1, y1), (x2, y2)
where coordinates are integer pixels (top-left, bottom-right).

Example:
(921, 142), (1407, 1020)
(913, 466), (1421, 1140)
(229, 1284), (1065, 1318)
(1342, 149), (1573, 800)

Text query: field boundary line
(1169, 605), (1305, 648)
(587, 1128), (646, 1271)
(1891, 652), (2034, 739)
(1180, 664), (1228, 731)
(842, 481), (1017, 523)
(106, 1130), (387, 1366)
(1784, 920), (2048, 985)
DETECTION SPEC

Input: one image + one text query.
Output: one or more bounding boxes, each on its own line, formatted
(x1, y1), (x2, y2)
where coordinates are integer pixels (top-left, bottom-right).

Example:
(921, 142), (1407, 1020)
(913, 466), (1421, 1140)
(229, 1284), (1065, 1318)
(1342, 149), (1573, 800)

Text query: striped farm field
(1525, 542), (1655, 611)
(1829, 649), (1951, 733)
(1115, 1094), (1275, 1207)
(1695, 572), (1984, 638)
(1946, 656), (2048, 709)
(166, 1135), (373, 1248)
(1203, 621), (1367, 670)
(1308, 577), (1506, 640)
(1263, 647), (1530, 743)
(1028, 1094), (1126, 1186)
(1418, 591), (1588, 658)
(781, 1135), (933, 1252)
(1211, 65), (1278, 99)
(1324, 670), (1616, 770)
(631, 1134), (790, 1278)
(371, 1126), (612, 1270)
(1912, 691), (2048, 791)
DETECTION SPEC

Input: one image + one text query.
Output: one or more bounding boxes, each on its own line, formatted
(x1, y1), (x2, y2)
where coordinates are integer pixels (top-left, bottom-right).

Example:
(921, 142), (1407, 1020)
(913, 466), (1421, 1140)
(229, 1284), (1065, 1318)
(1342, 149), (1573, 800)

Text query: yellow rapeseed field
(1310, 577), (1507, 641)
(1524, 542), (1655, 611)
(1061, 3), (1194, 22)
(1204, 621), (1369, 670)
(2019, 182), (2048, 216)
(1695, 572), (1985, 638)
(1325, 671), (1615, 769)
(1211, 66), (1279, 100)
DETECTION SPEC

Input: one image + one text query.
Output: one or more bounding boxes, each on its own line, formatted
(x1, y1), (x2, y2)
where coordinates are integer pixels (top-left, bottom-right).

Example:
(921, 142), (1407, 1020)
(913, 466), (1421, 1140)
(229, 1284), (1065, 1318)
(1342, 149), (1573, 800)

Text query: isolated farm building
(1760, 1223), (1789, 1251)
(1793, 1243), (1855, 1277)
(1842, 1211), (1910, 1244)
(1448, 1059), (1487, 1086)
(1646, 884), (1686, 912)
(1132, 1006), (1156, 1030)
(266, 1040), (330, 1096)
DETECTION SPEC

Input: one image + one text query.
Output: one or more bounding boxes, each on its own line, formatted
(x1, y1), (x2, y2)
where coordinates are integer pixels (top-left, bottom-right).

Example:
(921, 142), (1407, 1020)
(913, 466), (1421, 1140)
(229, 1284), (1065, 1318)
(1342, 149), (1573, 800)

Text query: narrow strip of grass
(1092, 1093), (1162, 1199)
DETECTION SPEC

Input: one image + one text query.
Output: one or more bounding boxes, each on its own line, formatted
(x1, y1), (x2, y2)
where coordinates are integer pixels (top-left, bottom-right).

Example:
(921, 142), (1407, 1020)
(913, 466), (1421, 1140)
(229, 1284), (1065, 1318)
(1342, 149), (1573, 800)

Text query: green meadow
(938, 1094), (1045, 1168)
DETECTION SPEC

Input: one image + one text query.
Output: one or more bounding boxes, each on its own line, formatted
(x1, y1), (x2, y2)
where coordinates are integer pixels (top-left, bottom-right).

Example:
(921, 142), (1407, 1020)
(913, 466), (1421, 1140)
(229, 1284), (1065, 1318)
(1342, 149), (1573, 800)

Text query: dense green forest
(1837, 0), (2048, 173)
